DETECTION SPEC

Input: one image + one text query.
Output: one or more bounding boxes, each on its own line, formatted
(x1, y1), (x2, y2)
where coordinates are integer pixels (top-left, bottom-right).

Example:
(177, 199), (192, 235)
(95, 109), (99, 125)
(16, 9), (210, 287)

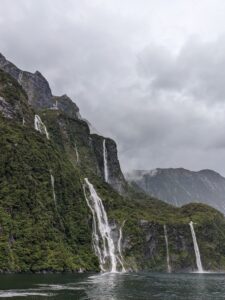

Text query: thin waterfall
(83, 178), (120, 273)
(50, 172), (64, 230)
(163, 224), (171, 273)
(18, 71), (23, 84)
(103, 139), (109, 182)
(50, 173), (57, 206)
(34, 115), (49, 139)
(117, 220), (126, 272)
(189, 221), (204, 273)
(74, 143), (80, 163)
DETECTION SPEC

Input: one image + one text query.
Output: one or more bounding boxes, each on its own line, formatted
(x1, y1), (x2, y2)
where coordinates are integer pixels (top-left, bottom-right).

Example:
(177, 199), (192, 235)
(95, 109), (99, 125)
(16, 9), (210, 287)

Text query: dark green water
(0, 272), (225, 299)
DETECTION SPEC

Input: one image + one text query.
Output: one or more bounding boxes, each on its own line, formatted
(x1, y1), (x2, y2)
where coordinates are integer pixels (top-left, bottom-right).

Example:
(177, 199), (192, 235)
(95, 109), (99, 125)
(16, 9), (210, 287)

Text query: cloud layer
(1, 0), (225, 174)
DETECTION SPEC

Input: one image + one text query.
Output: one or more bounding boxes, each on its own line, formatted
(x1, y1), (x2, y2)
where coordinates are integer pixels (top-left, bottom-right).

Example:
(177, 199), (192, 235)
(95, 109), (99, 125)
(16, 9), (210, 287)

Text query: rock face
(1, 54), (225, 273)
(0, 69), (33, 124)
(0, 53), (126, 195)
(0, 53), (53, 109)
(126, 168), (225, 214)
(91, 134), (127, 194)
(0, 53), (80, 117)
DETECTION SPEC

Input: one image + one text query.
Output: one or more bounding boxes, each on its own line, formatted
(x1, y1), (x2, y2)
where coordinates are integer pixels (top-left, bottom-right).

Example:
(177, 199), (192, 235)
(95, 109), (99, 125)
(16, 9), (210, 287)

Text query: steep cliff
(0, 53), (126, 195)
(1, 55), (225, 273)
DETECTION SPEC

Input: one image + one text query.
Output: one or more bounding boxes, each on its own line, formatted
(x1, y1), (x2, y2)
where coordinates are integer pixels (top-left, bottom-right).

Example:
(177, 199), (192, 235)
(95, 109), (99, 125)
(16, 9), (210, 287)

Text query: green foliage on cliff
(0, 116), (98, 272)
(1, 68), (225, 273)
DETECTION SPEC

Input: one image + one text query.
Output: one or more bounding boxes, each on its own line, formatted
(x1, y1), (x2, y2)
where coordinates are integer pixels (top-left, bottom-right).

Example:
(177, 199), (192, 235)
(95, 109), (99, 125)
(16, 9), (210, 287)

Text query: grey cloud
(1, 0), (225, 175)
(137, 37), (225, 102)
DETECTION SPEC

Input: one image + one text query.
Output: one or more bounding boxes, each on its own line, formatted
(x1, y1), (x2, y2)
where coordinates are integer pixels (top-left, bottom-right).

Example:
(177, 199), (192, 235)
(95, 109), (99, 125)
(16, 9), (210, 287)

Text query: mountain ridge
(126, 168), (225, 214)
(1, 53), (225, 273)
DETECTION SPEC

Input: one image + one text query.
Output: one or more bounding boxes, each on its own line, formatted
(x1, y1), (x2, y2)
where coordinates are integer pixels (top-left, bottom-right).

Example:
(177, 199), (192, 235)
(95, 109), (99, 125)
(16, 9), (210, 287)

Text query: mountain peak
(126, 167), (225, 214)
(0, 53), (80, 118)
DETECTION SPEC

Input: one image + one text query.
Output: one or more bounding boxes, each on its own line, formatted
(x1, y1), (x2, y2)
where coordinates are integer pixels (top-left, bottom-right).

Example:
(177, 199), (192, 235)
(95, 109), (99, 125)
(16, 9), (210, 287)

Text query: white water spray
(83, 178), (123, 273)
(189, 221), (204, 273)
(163, 224), (171, 273)
(103, 139), (109, 183)
(34, 115), (49, 139)
(117, 221), (126, 272)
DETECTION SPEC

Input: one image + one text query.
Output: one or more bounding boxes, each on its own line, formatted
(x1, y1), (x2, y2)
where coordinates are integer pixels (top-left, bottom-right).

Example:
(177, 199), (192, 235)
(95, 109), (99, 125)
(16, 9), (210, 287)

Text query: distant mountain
(126, 168), (225, 214)
(1, 53), (225, 273)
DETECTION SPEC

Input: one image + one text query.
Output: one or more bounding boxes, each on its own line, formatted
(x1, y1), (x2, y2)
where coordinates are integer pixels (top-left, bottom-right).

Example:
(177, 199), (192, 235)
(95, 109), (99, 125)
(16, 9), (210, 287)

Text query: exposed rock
(0, 53), (80, 119)
(126, 168), (225, 214)
(91, 134), (127, 194)
(0, 53), (53, 109)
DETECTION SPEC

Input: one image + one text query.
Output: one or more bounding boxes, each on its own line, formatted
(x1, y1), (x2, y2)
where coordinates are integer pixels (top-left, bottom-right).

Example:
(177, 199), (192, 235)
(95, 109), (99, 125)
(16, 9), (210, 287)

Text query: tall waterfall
(103, 139), (109, 183)
(50, 172), (64, 230)
(189, 221), (204, 273)
(83, 178), (124, 273)
(34, 115), (49, 139)
(117, 221), (126, 272)
(163, 225), (171, 273)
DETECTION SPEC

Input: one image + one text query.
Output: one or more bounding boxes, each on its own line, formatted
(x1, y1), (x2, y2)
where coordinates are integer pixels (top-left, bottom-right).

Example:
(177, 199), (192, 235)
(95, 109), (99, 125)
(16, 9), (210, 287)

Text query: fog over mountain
(126, 168), (225, 214)
(2, 0), (225, 174)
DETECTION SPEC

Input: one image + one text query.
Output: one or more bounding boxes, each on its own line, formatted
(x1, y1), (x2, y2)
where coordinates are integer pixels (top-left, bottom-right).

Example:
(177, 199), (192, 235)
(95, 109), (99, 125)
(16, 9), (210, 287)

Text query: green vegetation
(0, 68), (225, 273)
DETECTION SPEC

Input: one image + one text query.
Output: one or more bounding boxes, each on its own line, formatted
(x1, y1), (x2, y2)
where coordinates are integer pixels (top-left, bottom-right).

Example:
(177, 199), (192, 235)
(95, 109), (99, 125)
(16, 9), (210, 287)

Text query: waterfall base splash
(189, 221), (204, 273)
(83, 178), (126, 273)
(163, 224), (171, 273)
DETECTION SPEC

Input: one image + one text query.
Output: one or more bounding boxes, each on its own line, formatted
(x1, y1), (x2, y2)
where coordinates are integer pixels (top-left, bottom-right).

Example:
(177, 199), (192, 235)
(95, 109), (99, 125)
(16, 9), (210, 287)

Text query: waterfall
(18, 71), (23, 84)
(117, 221), (126, 272)
(83, 178), (122, 273)
(103, 139), (109, 182)
(50, 174), (57, 206)
(163, 225), (171, 273)
(50, 172), (64, 230)
(189, 221), (204, 273)
(34, 115), (49, 139)
(74, 143), (80, 163)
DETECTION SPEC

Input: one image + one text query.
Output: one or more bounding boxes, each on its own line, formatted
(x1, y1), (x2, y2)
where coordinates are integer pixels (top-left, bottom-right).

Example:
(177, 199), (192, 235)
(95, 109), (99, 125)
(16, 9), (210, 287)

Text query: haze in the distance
(1, 0), (225, 174)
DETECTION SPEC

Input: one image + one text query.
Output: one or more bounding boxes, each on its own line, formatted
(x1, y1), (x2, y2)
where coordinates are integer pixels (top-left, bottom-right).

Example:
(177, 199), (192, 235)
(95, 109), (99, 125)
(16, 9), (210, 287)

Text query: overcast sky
(1, 0), (225, 174)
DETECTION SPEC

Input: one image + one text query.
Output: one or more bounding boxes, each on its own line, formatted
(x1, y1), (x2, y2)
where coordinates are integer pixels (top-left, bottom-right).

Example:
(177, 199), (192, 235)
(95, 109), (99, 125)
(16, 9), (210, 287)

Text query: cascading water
(50, 172), (64, 231)
(103, 139), (109, 183)
(34, 115), (49, 139)
(189, 221), (204, 273)
(117, 220), (126, 272)
(163, 224), (171, 273)
(83, 178), (124, 273)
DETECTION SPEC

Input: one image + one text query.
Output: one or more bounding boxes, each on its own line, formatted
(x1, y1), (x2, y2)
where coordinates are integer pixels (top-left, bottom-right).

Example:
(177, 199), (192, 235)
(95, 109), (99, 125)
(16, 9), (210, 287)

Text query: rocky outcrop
(126, 168), (225, 214)
(0, 53), (80, 119)
(52, 95), (80, 119)
(91, 134), (127, 194)
(0, 53), (53, 109)
(0, 69), (33, 124)
(0, 53), (126, 194)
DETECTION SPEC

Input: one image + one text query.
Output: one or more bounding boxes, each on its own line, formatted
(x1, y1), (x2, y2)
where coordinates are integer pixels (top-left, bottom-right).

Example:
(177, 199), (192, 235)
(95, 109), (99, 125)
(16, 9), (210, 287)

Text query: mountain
(1, 54), (225, 273)
(126, 168), (225, 214)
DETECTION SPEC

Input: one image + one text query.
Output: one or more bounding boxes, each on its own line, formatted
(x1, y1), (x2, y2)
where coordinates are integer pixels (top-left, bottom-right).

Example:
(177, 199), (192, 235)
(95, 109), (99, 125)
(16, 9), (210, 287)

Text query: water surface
(0, 272), (225, 299)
